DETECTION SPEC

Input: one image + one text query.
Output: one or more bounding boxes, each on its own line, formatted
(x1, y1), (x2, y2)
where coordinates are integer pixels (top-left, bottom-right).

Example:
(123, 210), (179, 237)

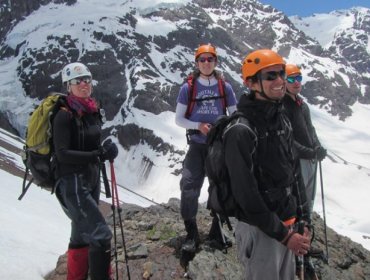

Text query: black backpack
(205, 112), (257, 227)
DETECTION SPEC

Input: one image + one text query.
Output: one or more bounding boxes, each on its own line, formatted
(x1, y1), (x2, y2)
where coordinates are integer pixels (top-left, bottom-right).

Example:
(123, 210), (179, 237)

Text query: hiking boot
(182, 219), (200, 253)
(89, 246), (112, 280)
(182, 238), (199, 253)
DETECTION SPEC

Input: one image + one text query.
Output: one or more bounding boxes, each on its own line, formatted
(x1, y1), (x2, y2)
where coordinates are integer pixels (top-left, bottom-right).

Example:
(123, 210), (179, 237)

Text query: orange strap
(283, 217), (296, 227)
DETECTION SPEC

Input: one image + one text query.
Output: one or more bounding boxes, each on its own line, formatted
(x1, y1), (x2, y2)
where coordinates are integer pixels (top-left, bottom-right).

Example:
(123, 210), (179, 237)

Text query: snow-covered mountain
(1, 2), (370, 278)
(0, 0), (370, 205)
(291, 7), (370, 103)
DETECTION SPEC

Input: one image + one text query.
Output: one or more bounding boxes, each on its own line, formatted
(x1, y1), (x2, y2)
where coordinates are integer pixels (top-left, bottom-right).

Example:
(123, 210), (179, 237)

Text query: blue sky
(259, 0), (370, 17)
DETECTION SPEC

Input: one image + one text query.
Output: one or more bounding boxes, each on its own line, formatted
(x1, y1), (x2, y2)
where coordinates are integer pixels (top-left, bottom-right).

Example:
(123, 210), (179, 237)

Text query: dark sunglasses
(197, 56), (216, 63)
(286, 75), (303, 84)
(260, 70), (286, 81)
(69, 76), (92, 85)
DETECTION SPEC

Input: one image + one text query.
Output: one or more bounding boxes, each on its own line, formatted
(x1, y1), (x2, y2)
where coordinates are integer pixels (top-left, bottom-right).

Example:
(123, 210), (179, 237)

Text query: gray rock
(45, 202), (370, 280)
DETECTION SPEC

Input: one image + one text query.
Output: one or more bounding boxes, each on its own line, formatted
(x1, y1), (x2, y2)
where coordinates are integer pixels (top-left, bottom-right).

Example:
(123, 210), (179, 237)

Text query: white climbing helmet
(61, 62), (92, 83)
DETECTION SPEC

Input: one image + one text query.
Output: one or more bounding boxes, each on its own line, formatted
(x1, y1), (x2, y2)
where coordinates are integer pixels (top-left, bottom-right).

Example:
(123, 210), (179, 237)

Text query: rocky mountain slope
(44, 200), (370, 280)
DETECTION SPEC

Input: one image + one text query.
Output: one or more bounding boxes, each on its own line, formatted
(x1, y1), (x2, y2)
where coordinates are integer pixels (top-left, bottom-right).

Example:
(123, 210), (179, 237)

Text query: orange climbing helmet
(241, 49), (285, 81)
(285, 64), (301, 76)
(195, 44), (217, 60)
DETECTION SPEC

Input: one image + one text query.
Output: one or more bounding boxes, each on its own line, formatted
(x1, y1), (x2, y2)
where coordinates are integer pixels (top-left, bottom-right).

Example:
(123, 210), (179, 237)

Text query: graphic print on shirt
(195, 89), (221, 116)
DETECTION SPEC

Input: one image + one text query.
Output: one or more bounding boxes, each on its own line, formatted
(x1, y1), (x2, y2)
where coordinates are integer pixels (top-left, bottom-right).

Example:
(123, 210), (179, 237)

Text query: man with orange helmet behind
(283, 64), (326, 279)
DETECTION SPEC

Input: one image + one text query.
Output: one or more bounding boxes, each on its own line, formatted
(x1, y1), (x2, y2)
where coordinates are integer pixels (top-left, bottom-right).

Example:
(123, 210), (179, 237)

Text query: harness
(185, 76), (228, 142)
(185, 75), (227, 119)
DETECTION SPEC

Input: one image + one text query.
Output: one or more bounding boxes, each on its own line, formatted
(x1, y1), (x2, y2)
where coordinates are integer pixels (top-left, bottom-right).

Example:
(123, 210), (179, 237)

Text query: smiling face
(286, 74), (302, 95)
(247, 64), (286, 101)
(196, 53), (217, 77)
(68, 76), (92, 98)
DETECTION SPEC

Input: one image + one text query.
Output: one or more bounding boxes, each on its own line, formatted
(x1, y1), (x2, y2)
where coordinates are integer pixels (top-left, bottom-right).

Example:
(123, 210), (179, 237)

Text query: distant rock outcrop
(45, 198), (370, 280)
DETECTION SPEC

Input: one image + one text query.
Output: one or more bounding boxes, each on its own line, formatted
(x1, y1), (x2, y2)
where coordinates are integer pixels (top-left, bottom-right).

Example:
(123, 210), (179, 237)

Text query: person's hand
(285, 232), (310, 256)
(315, 146), (327, 161)
(100, 139), (118, 162)
(198, 122), (211, 135)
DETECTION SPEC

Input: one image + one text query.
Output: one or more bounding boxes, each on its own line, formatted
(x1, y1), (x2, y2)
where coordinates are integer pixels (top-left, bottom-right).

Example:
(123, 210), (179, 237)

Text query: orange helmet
(195, 44), (217, 60)
(241, 49), (285, 81)
(285, 64), (301, 76)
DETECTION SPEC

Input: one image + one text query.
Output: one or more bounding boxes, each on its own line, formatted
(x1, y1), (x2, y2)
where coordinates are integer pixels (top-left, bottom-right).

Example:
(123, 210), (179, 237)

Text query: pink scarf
(67, 94), (98, 116)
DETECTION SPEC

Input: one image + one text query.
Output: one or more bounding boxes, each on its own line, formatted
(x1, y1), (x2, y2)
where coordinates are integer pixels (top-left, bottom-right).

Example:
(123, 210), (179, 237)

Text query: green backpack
(19, 93), (68, 200)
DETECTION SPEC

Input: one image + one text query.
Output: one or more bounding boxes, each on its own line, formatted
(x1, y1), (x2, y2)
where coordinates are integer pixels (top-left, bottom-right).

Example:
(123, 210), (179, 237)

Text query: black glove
(315, 146), (327, 161)
(100, 139), (118, 162)
(306, 148), (317, 160)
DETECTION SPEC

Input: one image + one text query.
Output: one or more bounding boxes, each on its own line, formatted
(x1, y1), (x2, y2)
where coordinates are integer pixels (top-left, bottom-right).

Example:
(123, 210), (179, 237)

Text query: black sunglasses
(197, 56), (216, 63)
(69, 76), (92, 85)
(260, 70), (286, 81)
(286, 75), (303, 84)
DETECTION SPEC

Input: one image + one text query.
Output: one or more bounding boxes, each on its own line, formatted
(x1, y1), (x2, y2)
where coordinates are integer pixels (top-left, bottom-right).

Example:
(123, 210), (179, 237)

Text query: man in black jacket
(225, 49), (311, 280)
(282, 64), (327, 279)
(283, 64), (327, 217)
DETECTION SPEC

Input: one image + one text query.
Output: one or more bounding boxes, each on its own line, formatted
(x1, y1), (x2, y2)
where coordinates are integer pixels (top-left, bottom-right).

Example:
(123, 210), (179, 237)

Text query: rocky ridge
(45, 199), (370, 280)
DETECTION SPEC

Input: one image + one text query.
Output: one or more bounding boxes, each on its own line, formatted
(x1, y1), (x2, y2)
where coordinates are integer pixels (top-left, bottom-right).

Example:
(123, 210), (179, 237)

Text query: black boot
(206, 215), (232, 251)
(89, 246), (112, 280)
(182, 219), (200, 253)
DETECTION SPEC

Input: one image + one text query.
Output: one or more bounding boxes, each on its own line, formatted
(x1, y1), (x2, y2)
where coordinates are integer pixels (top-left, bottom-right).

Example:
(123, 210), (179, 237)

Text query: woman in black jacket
(53, 62), (118, 280)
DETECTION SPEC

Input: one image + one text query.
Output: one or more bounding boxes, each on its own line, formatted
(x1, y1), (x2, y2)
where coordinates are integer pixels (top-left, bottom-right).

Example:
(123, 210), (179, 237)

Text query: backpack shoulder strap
(185, 75), (197, 119)
(185, 76), (228, 118)
(223, 113), (258, 151)
(218, 78), (227, 115)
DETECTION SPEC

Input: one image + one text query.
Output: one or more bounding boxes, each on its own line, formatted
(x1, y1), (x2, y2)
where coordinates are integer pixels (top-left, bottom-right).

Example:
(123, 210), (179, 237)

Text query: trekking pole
(110, 162), (119, 280)
(319, 161), (329, 264)
(101, 162), (111, 198)
(215, 213), (228, 254)
(18, 170), (33, 200)
(110, 161), (131, 280)
(297, 221), (305, 280)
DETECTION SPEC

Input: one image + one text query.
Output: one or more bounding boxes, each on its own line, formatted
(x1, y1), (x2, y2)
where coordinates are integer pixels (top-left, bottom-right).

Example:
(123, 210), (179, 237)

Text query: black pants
(180, 142), (208, 220)
(55, 173), (112, 250)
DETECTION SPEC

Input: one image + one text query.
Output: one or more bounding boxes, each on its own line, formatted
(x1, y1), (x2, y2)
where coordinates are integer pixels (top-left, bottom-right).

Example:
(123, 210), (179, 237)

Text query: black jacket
(282, 94), (321, 159)
(53, 109), (102, 184)
(224, 93), (308, 242)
